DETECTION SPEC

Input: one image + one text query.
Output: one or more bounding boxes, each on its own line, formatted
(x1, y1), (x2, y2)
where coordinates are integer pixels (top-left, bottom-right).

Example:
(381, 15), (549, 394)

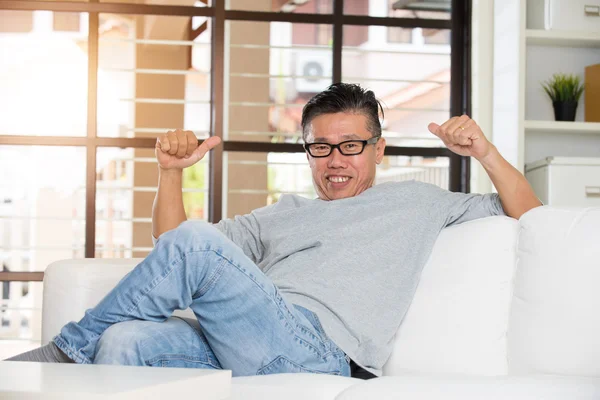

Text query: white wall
(471, 0), (495, 193)
(472, 0), (527, 192)
(492, 0), (524, 171)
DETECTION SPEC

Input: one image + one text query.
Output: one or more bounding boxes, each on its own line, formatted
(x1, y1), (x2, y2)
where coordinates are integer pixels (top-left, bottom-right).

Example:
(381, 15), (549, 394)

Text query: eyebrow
(312, 134), (363, 142)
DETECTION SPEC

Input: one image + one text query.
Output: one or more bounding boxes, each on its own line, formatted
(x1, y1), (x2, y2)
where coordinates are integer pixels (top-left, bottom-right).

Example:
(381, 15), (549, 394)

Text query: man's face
(305, 112), (386, 201)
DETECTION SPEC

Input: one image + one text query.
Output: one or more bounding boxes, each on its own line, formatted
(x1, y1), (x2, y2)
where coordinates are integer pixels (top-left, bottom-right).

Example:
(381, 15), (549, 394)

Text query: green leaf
(541, 73), (584, 102)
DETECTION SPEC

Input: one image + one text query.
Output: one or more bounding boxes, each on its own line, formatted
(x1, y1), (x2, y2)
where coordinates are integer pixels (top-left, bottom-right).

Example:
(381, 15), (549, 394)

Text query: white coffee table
(0, 361), (231, 399)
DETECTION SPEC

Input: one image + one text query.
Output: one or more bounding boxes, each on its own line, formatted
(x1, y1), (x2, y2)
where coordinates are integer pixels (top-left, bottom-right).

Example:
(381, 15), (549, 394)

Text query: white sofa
(41, 206), (600, 399)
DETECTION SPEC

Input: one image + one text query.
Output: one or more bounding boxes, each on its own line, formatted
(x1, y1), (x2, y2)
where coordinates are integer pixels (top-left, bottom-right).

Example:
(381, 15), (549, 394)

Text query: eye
(342, 142), (359, 151)
(313, 145), (329, 151)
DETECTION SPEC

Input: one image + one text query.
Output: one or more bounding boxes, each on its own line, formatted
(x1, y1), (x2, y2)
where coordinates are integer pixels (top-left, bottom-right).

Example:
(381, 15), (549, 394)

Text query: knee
(177, 220), (221, 238)
(159, 221), (225, 251)
(159, 221), (223, 244)
(94, 321), (149, 366)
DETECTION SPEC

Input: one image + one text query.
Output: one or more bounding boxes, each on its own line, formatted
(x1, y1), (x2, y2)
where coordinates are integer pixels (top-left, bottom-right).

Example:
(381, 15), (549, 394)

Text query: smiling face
(305, 112), (386, 201)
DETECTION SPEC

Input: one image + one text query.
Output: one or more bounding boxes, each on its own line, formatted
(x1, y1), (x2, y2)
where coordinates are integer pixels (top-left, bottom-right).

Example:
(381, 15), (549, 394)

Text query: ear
(375, 137), (386, 164)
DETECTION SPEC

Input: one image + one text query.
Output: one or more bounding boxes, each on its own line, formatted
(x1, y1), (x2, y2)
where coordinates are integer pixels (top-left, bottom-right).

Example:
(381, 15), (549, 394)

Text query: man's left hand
(428, 115), (493, 160)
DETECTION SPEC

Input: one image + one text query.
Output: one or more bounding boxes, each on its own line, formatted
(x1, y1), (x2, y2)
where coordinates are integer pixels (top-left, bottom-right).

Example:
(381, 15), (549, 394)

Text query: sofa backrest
(508, 207), (600, 377)
(383, 216), (519, 376)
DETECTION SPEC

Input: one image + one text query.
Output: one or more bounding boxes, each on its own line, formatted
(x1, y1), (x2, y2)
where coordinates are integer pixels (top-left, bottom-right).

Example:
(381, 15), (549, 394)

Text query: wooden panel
(585, 64), (600, 122)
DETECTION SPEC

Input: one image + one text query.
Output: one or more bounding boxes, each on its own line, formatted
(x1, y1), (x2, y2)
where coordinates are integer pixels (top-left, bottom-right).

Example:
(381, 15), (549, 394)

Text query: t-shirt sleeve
(443, 190), (506, 227)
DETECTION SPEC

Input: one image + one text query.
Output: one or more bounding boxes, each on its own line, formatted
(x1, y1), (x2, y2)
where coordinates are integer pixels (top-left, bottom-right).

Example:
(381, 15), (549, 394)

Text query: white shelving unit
(525, 29), (600, 48)
(524, 120), (600, 135)
(517, 0), (600, 172)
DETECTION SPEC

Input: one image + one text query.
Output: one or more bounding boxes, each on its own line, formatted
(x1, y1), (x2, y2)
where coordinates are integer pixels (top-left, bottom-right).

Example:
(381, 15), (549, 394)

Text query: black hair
(301, 83), (384, 141)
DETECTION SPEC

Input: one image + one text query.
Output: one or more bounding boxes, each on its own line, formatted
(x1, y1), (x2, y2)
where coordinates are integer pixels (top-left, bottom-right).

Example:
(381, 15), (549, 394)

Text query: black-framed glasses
(304, 137), (380, 158)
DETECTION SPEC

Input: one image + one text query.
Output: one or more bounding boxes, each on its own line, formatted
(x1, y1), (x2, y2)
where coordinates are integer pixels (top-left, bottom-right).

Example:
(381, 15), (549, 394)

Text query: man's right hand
(155, 129), (222, 170)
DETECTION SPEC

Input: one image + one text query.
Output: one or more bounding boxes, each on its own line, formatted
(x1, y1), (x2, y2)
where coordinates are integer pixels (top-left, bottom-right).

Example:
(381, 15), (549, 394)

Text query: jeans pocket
(257, 355), (341, 376)
(293, 305), (328, 339)
(293, 305), (342, 357)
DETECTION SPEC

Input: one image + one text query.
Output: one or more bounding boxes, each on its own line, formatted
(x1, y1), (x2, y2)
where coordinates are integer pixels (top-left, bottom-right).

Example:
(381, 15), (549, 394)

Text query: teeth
(329, 176), (349, 183)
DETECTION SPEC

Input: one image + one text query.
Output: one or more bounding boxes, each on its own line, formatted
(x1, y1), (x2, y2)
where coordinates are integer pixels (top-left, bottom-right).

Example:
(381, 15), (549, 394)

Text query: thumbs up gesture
(427, 115), (493, 160)
(155, 129), (222, 170)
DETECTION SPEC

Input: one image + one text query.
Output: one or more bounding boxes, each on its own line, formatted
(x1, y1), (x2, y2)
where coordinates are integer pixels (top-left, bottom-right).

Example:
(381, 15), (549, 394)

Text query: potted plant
(541, 73), (585, 122)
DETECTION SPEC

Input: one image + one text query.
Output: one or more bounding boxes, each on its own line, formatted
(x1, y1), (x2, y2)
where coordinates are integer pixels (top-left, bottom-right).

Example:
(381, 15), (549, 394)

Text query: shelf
(524, 120), (600, 135)
(526, 29), (600, 48)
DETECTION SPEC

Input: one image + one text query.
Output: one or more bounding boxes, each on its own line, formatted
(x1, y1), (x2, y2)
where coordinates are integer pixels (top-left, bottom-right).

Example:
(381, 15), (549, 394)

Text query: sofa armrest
(41, 258), (141, 344)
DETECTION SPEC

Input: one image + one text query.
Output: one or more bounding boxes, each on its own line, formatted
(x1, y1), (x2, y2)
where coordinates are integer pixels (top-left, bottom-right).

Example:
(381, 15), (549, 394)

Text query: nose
(327, 147), (347, 168)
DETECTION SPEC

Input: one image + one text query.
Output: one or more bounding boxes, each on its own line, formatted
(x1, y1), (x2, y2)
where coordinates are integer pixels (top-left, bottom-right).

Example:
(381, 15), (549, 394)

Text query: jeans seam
(124, 257), (178, 317)
(275, 296), (328, 358)
(179, 248), (273, 297)
(306, 317), (334, 358)
(291, 306), (332, 357)
(53, 335), (89, 364)
(173, 317), (221, 368)
(309, 313), (327, 338)
(295, 327), (328, 357)
(122, 248), (226, 317)
(257, 355), (341, 376)
(123, 226), (221, 317)
(297, 320), (329, 354)
(146, 354), (220, 369)
(292, 334), (326, 359)
(195, 255), (226, 297)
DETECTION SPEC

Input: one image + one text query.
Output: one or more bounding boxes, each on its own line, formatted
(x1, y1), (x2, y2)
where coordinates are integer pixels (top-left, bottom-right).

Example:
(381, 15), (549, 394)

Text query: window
(53, 12), (81, 32)
(96, 147), (209, 258)
(0, 12), (88, 137)
(0, 11), (33, 33)
(226, 21), (333, 144)
(0, 0), (470, 354)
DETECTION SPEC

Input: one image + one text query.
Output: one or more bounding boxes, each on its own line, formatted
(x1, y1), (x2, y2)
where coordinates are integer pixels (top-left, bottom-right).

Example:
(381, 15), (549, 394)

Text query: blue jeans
(53, 221), (351, 377)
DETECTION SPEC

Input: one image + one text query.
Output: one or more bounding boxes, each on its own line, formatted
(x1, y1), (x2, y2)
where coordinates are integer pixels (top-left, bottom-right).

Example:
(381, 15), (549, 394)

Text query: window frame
(0, 0), (471, 283)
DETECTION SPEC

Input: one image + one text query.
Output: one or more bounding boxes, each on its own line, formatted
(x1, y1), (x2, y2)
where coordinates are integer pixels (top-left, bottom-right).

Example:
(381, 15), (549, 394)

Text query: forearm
(478, 146), (542, 219)
(152, 167), (187, 239)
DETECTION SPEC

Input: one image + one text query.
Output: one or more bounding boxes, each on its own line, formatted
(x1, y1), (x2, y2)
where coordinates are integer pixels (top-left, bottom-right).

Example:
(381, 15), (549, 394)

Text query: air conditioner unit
(294, 52), (332, 94)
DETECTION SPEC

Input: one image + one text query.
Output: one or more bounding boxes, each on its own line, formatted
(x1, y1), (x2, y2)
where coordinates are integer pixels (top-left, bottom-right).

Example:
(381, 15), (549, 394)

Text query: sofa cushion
(42, 259), (200, 344)
(508, 206), (600, 377)
(335, 374), (600, 400)
(383, 216), (518, 376)
(229, 374), (362, 400)
(42, 259), (140, 344)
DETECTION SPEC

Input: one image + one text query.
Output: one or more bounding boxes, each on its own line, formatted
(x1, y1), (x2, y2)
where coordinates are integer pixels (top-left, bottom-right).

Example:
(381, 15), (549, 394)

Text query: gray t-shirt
(214, 181), (505, 376)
